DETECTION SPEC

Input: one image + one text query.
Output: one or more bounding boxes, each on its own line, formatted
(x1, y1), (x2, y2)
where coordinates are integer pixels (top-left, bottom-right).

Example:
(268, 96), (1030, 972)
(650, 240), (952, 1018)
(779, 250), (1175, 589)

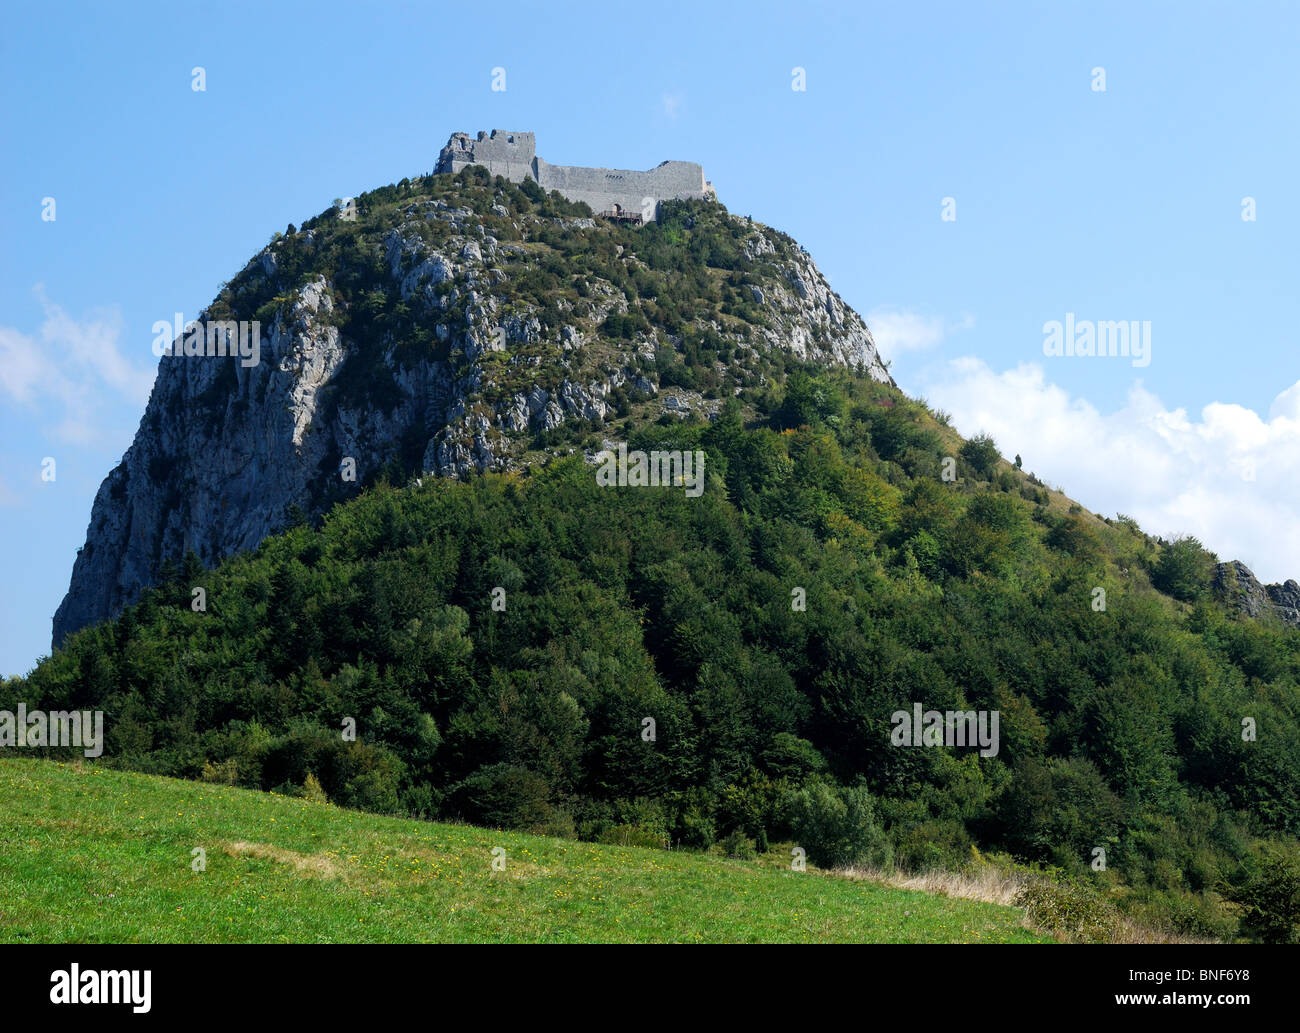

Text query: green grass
(0, 759), (1049, 943)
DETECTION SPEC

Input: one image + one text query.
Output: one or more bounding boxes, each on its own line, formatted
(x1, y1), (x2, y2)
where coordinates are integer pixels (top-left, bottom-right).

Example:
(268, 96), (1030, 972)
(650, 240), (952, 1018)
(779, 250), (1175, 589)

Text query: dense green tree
(1221, 845), (1300, 944)
(959, 433), (1001, 479)
(782, 781), (889, 868)
(1153, 535), (1217, 602)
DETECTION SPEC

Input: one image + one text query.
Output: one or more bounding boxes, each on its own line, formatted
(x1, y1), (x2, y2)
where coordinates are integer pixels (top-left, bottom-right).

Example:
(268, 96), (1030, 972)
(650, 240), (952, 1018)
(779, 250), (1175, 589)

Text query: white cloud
(661, 92), (684, 120)
(0, 286), (154, 444)
(868, 307), (973, 354)
(0, 324), (51, 405)
(918, 358), (1300, 584)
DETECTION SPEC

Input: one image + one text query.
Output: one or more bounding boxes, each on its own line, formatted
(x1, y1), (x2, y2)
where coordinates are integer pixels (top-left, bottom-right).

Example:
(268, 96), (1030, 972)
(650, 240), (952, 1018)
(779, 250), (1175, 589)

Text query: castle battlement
(435, 129), (714, 222)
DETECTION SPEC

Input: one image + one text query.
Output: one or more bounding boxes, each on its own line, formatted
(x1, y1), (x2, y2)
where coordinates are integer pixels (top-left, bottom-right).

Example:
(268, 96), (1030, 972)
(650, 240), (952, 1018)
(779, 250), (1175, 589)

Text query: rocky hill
(53, 168), (891, 645)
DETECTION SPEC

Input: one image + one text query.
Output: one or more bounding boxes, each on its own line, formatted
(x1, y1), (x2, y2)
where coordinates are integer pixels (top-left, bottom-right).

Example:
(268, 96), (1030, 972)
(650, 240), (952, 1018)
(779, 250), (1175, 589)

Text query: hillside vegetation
(0, 759), (1047, 943)
(8, 365), (1300, 942)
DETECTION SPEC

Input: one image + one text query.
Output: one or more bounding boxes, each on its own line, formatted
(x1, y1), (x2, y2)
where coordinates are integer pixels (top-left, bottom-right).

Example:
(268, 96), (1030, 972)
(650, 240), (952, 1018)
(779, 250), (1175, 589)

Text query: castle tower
(435, 130), (536, 183)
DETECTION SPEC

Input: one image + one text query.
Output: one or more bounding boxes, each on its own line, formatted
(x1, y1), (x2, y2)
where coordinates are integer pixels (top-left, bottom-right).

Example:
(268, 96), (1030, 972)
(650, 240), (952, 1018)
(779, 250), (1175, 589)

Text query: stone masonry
(435, 130), (714, 221)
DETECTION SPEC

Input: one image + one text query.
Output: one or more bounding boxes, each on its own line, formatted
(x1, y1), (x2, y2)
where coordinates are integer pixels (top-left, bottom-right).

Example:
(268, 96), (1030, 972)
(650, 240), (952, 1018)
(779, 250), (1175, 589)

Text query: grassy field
(0, 759), (1049, 943)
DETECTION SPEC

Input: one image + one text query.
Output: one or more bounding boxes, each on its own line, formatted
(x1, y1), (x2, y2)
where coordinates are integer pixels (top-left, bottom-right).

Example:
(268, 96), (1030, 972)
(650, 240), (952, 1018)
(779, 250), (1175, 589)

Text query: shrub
(1046, 514), (1101, 562)
(518, 177), (546, 204)
(602, 311), (650, 340)
(201, 759), (238, 785)
(721, 829), (758, 860)
(1153, 535), (1217, 602)
(1220, 845), (1300, 944)
(776, 371), (845, 430)
(1014, 875), (1121, 942)
(782, 782), (888, 869)
(401, 783), (438, 819)
(334, 746), (405, 814)
(868, 405), (938, 462)
(997, 756), (1122, 862)
(674, 788), (717, 849)
(654, 346), (696, 389)
(302, 772), (329, 804)
(761, 734), (826, 780)
(895, 818), (967, 872)
(450, 764), (555, 832)
(959, 433), (1001, 479)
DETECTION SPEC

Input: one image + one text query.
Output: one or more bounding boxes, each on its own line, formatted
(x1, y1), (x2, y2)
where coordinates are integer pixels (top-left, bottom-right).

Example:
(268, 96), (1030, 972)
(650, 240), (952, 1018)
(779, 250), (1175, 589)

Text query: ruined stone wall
(435, 130), (710, 222)
(437, 130), (536, 183)
(535, 158), (708, 220)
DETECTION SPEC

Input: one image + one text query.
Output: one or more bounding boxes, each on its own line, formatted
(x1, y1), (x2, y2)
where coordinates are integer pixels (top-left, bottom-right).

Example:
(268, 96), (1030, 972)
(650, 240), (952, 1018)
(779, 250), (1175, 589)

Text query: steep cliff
(53, 169), (892, 645)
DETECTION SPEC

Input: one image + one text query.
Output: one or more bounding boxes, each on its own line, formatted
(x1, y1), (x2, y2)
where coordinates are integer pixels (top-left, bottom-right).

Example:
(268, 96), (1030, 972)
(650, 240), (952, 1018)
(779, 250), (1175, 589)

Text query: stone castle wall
(436, 129), (711, 221)
(534, 158), (708, 220)
(439, 130), (537, 182)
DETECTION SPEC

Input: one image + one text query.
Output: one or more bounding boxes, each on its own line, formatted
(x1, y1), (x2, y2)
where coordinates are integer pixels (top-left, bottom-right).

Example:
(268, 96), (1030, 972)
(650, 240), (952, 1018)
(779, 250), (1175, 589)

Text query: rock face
(52, 180), (893, 647)
(1213, 561), (1300, 629)
(1266, 580), (1300, 626)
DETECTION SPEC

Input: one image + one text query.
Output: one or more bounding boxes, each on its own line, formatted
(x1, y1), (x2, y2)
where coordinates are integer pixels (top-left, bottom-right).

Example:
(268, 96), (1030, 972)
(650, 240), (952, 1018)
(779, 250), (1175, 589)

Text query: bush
(1014, 875), (1121, 942)
(959, 433), (1000, 479)
(654, 346), (696, 389)
(1220, 845), (1300, 944)
(450, 764), (555, 832)
(894, 818), (967, 872)
(997, 756), (1122, 863)
(401, 783), (438, 819)
(201, 759), (238, 785)
(869, 405), (938, 461)
(776, 371), (845, 429)
(1045, 514), (1101, 562)
(674, 788), (717, 849)
(602, 311), (650, 340)
(302, 772), (329, 804)
(334, 746), (405, 814)
(761, 734), (826, 781)
(1153, 535), (1217, 602)
(519, 177), (546, 204)
(781, 782), (888, 869)
(721, 829), (757, 860)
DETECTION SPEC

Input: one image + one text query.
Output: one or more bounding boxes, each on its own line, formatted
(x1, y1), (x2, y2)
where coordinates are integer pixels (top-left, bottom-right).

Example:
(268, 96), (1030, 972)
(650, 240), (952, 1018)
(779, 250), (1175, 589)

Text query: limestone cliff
(53, 174), (892, 647)
(1213, 560), (1300, 629)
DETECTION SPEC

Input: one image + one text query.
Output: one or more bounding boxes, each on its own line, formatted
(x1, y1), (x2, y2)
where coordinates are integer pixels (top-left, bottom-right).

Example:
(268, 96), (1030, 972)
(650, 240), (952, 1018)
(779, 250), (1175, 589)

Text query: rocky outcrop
(53, 184), (894, 647)
(1266, 580), (1300, 626)
(1213, 561), (1300, 629)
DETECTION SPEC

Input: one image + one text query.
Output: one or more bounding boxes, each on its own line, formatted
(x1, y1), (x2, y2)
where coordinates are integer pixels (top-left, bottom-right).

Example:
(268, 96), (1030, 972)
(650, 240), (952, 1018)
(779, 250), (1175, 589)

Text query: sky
(2, 0), (1298, 676)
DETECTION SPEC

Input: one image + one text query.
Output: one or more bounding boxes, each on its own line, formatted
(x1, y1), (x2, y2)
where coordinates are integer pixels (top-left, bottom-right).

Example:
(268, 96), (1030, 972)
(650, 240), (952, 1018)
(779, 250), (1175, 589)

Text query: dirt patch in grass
(222, 841), (344, 880)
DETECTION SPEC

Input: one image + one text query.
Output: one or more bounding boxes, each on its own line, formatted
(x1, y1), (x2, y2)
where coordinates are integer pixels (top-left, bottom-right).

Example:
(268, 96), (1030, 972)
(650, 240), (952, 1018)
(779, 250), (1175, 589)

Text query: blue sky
(3, 0), (1299, 675)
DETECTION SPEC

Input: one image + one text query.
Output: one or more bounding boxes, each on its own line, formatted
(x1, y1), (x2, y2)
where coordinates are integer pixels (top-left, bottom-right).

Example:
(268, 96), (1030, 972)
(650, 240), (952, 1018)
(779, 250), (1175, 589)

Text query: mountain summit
(53, 159), (892, 645)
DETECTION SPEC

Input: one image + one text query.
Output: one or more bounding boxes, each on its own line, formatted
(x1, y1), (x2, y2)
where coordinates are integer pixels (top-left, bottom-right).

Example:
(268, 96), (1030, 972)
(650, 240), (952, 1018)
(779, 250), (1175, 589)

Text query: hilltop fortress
(435, 130), (714, 222)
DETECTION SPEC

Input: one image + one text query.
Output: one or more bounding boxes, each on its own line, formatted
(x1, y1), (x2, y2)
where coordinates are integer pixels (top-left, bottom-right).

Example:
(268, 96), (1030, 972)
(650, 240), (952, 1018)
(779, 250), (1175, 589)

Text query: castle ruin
(435, 130), (714, 222)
